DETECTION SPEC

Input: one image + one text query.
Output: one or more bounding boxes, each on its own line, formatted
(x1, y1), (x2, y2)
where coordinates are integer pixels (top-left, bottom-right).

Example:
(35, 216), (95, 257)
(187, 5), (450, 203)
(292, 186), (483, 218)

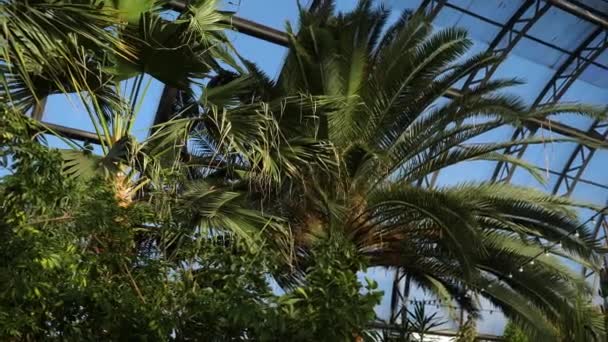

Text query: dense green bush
(0, 110), (382, 340)
(503, 322), (530, 342)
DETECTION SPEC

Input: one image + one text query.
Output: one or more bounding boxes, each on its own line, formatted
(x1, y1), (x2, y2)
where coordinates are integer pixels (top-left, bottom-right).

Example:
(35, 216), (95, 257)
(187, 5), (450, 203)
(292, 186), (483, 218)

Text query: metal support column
(390, 269), (411, 323)
(32, 97), (47, 121)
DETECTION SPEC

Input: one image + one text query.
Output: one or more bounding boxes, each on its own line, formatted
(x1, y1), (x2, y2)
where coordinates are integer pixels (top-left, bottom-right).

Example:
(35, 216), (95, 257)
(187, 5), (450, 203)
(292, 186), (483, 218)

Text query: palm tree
(0, 0), (241, 202)
(0, 0), (237, 112)
(0, 0), (285, 257)
(190, 0), (607, 339)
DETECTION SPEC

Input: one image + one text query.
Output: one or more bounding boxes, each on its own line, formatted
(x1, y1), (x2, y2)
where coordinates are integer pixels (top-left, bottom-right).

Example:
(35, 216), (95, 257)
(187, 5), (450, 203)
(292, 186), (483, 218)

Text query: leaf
(109, 0), (157, 24)
(59, 149), (102, 180)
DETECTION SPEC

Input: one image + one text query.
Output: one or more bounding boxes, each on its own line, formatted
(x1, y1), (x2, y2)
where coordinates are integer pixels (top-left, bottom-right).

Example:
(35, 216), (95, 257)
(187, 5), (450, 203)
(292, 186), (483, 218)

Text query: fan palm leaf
(0, 0), (276, 253)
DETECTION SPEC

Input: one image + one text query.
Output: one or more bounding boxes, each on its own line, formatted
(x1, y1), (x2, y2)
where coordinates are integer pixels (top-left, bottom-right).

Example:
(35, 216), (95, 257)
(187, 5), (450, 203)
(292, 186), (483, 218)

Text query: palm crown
(191, 0), (607, 338)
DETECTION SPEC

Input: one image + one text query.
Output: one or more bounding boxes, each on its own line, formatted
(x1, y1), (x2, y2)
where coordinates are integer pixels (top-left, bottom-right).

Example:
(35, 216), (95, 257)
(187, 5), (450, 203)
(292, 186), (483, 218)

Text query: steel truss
(583, 207), (608, 279)
(553, 120), (608, 197)
(389, 268), (411, 323)
(390, 0), (608, 322)
(461, 0), (550, 90)
(423, 0), (550, 189)
(491, 27), (608, 182)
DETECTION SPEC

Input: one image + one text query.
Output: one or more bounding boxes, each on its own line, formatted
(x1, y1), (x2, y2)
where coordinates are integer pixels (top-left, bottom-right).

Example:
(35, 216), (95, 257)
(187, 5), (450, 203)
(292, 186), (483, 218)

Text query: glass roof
(37, 0), (608, 336)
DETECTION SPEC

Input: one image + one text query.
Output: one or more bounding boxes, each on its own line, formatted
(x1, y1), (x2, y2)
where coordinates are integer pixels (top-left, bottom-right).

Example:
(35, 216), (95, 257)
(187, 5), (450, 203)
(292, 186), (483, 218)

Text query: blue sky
(32, 0), (608, 335)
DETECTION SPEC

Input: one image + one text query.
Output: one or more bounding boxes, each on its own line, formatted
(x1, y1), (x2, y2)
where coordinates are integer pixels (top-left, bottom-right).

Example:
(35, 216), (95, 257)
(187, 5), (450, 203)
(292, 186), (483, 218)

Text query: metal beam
(545, 3), (608, 198)
(584, 211), (606, 277)
(389, 269), (410, 323)
(491, 27), (608, 182)
(40, 122), (101, 144)
(582, 205), (608, 280)
(221, 15), (290, 47)
(23, 95), (99, 144)
(32, 97), (47, 121)
(534, 164), (608, 192)
(545, 0), (608, 29)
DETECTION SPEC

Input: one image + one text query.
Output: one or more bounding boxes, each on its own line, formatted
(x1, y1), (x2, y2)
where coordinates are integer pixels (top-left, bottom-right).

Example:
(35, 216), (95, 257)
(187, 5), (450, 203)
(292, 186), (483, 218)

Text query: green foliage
(366, 302), (447, 342)
(268, 237), (383, 341)
(372, 302), (447, 342)
(407, 303), (447, 342)
(456, 318), (477, 342)
(0, 109), (382, 340)
(503, 322), (530, 342)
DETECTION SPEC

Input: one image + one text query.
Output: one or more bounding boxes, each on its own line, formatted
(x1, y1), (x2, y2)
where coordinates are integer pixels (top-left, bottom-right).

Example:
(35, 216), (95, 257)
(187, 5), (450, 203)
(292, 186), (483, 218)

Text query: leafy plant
(456, 317), (477, 342)
(369, 302), (446, 342)
(267, 236), (383, 341)
(503, 321), (530, 342)
(408, 303), (448, 342)
(0, 108), (382, 339)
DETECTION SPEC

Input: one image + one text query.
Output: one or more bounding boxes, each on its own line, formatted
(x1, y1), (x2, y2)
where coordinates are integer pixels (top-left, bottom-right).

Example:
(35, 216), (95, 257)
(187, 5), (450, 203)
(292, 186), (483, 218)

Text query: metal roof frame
(552, 120), (608, 196)
(390, 0), (555, 321)
(422, 0), (551, 189)
(583, 208), (608, 278)
(381, 0), (608, 322)
(440, 1), (608, 72)
(491, 27), (608, 182)
(461, 1), (551, 90)
(546, 0), (608, 28)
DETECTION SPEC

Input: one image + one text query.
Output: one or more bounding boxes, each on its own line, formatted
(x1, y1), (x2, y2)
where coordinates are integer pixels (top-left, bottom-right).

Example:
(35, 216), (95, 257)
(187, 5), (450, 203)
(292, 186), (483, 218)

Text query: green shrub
(0, 110), (382, 340)
(503, 321), (530, 342)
